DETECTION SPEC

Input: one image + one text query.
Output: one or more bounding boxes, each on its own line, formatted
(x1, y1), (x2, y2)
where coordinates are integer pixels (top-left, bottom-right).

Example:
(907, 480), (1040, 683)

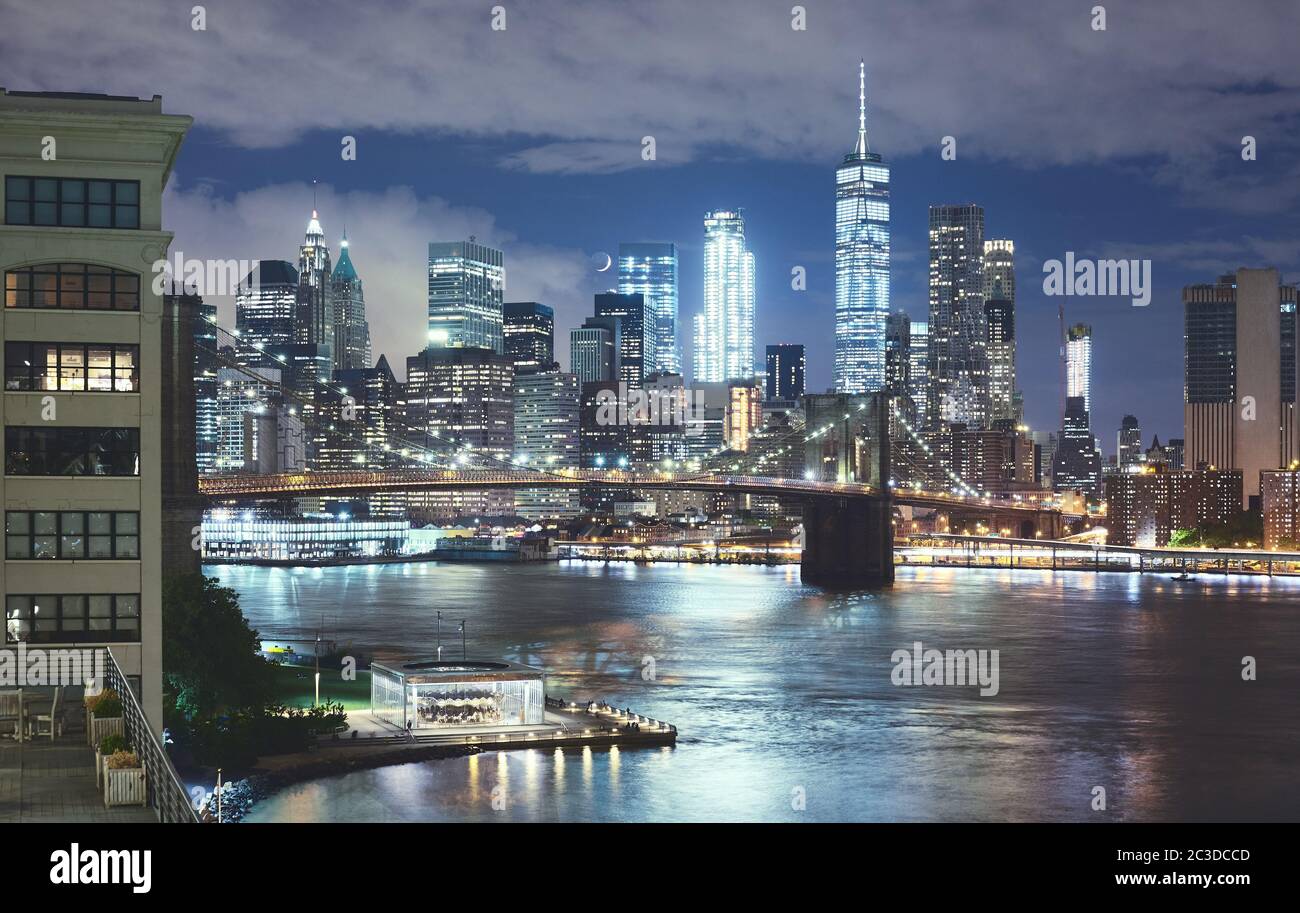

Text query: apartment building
(1, 89), (191, 731)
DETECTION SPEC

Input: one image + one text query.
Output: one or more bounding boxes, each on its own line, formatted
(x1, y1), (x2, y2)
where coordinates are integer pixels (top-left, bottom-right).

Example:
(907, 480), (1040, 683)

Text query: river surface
(211, 561), (1300, 822)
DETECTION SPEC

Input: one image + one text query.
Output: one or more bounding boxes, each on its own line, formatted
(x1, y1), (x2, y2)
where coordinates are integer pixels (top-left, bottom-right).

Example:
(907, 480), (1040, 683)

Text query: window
(4, 426), (139, 476)
(5, 341), (139, 391)
(5, 510), (139, 559)
(5, 593), (141, 644)
(5, 176), (140, 229)
(4, 264), (140, 311)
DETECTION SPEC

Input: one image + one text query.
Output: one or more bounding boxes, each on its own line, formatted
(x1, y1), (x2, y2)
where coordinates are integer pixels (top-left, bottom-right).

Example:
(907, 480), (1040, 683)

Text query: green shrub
(99, 733), (128, 755)
(86, 689), (122, 717)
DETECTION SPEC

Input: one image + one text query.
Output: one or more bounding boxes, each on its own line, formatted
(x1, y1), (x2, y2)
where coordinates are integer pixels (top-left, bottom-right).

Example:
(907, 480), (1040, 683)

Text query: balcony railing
(101, 647), (200, 823)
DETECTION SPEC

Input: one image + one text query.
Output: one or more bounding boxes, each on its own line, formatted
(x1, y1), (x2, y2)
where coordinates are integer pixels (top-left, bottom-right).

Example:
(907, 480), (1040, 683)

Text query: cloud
(4, 0), (1299, 199)
(163, 180), (593, 376)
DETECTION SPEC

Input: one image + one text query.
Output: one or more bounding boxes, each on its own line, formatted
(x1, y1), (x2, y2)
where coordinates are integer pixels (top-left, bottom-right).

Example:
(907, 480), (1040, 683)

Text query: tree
(162, 574), (275, 719)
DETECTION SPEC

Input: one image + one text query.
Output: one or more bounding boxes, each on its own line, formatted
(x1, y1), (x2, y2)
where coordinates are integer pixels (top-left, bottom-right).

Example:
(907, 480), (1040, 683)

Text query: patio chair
(0, 690), (21, 739)
(28, 686), (63, 741)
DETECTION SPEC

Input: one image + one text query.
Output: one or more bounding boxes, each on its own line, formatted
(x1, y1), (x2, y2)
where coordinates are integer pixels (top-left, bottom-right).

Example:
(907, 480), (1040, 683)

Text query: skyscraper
(594, 292), (646, 389)
(235, 260), (298, 356)
(427, 239), (504, 354)
(696, 209), (755, 383)
(503, 301), (554, 375)
(570, 319), (618, 384)
(513, 371), (581, 519)
(329, 233), (371, 371)
(983, 240), (1016, 422)
(1184, 268), (1299, 509)
(927, 204), (988, 427)
(765, 344), (806, 402)
(317, 354), (403, 517)
(908, 321), (930, 428)
(834, 62), (891, 394)
(1066, 323), (1092, 415)
(297, 209), (334, 366)
(1118, 415), (1142, 470)
(884, 312), (911, 397)
(1052, 395), (1102, 497)
(193, 293), (218, 475)
(618, 242), (679, 375)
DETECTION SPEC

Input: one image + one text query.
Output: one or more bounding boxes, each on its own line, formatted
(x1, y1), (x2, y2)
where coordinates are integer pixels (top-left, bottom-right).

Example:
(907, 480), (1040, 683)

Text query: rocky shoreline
(198, 741), (481, 823)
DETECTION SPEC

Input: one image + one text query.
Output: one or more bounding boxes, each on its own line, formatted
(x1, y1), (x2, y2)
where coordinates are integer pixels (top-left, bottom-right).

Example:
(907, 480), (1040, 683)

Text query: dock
(318, 697), (677, 752)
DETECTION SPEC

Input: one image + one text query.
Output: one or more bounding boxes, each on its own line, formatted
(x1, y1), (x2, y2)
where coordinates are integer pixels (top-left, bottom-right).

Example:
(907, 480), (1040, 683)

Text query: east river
(209, 561), (1300, 822)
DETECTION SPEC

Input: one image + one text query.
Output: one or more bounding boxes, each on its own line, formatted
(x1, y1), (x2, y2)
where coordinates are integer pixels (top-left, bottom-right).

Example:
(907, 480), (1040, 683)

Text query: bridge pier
(801, 496), (894, 589)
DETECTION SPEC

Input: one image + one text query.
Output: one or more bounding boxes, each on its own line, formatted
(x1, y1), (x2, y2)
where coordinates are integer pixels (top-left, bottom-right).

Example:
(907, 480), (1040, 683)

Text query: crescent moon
(595, 252), (612, 272)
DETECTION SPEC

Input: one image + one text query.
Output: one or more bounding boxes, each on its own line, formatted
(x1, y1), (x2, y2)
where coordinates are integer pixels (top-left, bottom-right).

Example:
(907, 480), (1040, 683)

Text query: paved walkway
(0, 699), (154, 823)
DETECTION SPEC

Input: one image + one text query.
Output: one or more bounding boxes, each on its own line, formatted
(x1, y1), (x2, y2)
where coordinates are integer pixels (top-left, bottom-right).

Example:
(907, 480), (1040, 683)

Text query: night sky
(6, 0), (1299, 454)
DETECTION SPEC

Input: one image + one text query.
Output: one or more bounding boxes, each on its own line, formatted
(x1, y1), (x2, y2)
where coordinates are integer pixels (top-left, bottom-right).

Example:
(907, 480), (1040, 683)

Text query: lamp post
(436, 611), (442, 661)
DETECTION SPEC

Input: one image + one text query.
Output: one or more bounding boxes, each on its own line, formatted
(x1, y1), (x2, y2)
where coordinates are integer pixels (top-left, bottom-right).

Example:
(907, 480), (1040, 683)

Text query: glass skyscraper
(297, 210), (334, 367)
(696, 210), (755, 383)
(927, 203), (988, 427)
(618, 242), (679, 375)
(834, 62), (891, 394)
(1066, 322), (1092, 416)
(329, 233), (371, 371)
(427, 239), (504, 354)
(983, 239), (1017, 423)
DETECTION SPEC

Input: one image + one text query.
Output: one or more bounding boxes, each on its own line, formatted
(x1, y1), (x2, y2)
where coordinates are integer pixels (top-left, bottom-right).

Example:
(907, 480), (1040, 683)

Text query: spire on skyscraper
(854, 59), (870, 157)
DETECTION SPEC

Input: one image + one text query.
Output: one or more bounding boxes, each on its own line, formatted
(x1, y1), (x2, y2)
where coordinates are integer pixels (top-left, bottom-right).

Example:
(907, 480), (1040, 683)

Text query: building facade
(427, 239), (504, 354)
(502, 301), (554, 376)
(329, 234), (370, 372)
(765, 343), (806, 403)
(617, 242), (679, 376)
(696, 210), (755, 383)
(927, 204), (987, 427)
(1, 89), (191, 731)
(512, 371), (580, 519)
(834, 63), (891, 394)
(1066, 323), (1092, 416)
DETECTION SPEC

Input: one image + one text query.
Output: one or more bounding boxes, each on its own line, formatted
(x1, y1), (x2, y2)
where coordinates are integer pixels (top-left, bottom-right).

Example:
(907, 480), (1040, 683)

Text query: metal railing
(101, 648), (199, 823)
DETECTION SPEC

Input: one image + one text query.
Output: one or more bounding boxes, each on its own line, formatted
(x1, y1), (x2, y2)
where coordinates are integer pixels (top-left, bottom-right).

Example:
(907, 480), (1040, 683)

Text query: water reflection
(221, 562), (1300, 822)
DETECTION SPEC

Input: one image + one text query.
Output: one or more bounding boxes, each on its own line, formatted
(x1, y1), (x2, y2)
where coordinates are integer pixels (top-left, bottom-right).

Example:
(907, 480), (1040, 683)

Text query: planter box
(104, 766), (147, 807)
(88, 714), (124, 748)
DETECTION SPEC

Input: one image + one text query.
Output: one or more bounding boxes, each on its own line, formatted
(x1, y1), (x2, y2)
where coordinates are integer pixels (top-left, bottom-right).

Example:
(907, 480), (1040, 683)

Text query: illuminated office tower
(834, 61), (891, 394)
(618, 242), (679, 375)
(884, 312), (911, 396)
(696, 210), (755, 383)
(927, 204), (987, 427)
(765, 344), (805, 402)
(594, 292), (646, 389)
(215, 366), (281, 472)
(235, 260), (298, 355)
(513, 371), (581, 519)
(1066, 323), (1092, 415)
(503, 301), (554, 375)
(329, 233), (371, 371)
(297, 209), (334, 367)
(1117, 415), (1143, 470)
(193, 294), (219, 474)
(427, 239), (504, 353)
(983, 240), (1016, 422)
(908, 320), (930, 427)
(570, 320), (617, 384)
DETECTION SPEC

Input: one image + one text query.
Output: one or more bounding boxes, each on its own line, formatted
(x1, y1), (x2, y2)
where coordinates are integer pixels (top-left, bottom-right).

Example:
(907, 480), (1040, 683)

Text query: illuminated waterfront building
(696, 210), (755, 383)
(927, 204), (988, 427)
(371, 659), (545, 731)
(503, 301), (554, 375)
(201, 512), (410, 562)
(427, 239), (504, 353)
(834, 61), (891, 394)
(1105, 466), (1242, 547)
(1262, 469), (1300, 549)
(618, 242), (679, 375)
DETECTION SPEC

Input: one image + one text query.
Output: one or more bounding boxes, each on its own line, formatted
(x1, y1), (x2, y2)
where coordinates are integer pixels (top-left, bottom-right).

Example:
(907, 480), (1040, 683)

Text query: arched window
(4, 262), (140, 311)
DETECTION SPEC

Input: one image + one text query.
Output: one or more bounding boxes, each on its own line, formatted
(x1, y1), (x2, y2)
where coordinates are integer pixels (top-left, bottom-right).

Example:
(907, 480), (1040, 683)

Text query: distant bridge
(198, 468), (1064, 588)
